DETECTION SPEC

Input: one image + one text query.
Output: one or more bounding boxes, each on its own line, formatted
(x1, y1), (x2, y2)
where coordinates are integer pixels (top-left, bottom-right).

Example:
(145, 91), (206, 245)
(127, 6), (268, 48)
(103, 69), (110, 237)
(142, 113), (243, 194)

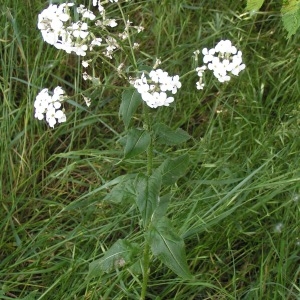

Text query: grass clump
(0, 0), (299, 299)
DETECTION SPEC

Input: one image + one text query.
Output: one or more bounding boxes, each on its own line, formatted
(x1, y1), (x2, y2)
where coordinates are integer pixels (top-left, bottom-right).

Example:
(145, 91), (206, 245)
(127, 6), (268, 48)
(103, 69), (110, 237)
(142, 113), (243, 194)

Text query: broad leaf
(136, 172), (162, 226)
(129, 258), (143, 275)
(156, 154), (189, 185)
(104, 174), (136, 203)
(119, 88), (142, 128)
(153, 123), (191, 145)
(124, 128), (151, 159)
(246, 0), (265, 12)
(151, 193), (171, 221)
(148, 217), (193, 280)
(88, 239), (138, 278)
(137, 65), (153, 73)
(20, 291), (38, 300)
(281, 0), (300, 37)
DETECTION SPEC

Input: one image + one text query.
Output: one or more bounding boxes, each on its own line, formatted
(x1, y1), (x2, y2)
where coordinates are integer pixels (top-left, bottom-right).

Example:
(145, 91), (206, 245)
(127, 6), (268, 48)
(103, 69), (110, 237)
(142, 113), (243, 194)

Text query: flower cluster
(37, 3), (97, 56)
(34, 87), (67, 128)
(93, 0), (119, 13)
(195, 39), (246, 88)
(133, 69), (182, 108)
(37, 2), (122, 57)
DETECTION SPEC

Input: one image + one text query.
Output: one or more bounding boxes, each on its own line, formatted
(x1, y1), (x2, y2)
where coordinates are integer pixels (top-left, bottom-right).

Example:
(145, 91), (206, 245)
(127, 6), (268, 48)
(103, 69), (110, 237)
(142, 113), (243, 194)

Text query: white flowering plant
(34, 1), (246, 298)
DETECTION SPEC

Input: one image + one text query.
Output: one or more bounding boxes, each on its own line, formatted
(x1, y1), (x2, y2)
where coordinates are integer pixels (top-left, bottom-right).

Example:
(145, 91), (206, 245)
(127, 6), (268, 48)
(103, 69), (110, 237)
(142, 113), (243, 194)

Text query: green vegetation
(1, 0), (299, 299)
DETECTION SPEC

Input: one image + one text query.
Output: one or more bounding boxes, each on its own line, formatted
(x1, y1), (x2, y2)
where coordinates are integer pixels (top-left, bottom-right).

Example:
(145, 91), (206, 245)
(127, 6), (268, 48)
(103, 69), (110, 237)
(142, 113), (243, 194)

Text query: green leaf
(156, 154), (190, 185)
(153, 123), (191, 145)
(21, 291), (38, 300)
(246, 0), (265, 12)
(151, 193), (171, 221)
(281, 0), (300, 37)
(136, 172), (162, 226)
(129, 258), (143, 275)
(137, 65), (153, 73)
(104, 174), (136, 204)
(119, 88), (142, 128)
(88, 239), (138, 278)
(148, 217), (193, 280)
(124, 128), (151, 159)
(281, 0), (300, 14)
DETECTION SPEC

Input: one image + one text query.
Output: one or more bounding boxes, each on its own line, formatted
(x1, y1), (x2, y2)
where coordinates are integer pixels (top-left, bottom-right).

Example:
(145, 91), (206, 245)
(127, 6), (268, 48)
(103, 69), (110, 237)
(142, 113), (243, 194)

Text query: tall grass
(1, 0), (299, 299)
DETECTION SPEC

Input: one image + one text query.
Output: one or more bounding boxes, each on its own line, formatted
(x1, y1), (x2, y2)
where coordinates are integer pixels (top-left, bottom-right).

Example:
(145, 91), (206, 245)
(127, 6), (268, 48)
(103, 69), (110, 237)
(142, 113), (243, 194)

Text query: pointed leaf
(88, 239), (138, 278)
(104, 174), (136, 204)
(124, 128), (151, 159)
(148, 217), (193, 280)
(281, 0), (300, 37)
(119, 88), (142, 128)
(21, 291), (38, 300)
(136, 172), (162, 226)
(153, 123), (191, 145)
(157, 154), (189, 185)
(129, 258), (143, 275)
(151, 193), (171, 221)
(246, 0), (265, 12)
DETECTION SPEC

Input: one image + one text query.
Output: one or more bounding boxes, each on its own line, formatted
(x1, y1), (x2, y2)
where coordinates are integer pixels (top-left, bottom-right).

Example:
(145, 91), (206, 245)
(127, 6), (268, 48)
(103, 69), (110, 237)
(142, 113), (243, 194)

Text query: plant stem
(140, 103), (153, 299)
(141, 241), (150, 300)
(144, 104), (153, 176)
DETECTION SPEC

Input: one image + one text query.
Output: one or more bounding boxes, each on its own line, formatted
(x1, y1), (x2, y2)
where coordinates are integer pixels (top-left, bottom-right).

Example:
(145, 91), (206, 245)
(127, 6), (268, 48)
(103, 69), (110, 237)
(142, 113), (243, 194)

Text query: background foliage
(1, 0), (299, 299)
(246, 0), (300, 37)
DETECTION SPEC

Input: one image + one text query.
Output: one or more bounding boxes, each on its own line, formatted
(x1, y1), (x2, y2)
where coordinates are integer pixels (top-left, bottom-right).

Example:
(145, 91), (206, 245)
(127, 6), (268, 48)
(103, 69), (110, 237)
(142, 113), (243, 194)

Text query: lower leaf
(148, 217), (193, 280)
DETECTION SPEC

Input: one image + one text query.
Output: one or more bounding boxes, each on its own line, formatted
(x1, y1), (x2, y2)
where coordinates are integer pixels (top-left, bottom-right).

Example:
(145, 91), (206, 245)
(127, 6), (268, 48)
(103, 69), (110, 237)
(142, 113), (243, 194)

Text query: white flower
(196, 82), (205, 90)
(57, 110), (67, 123)
(133, 69), (181, 108)
(83, 96), (91, 107)
(34, 87), (68, 127)
(196, 66), (207, 76)
(38, 3), (99, 57)
(90, 38), (102, 46)
(196, 39), (245, 87)
(74, 44), (88, 56)
(71, 22), (89, 39)
(107, 19), (117, 27)
(82, 71), (92, 80)
(82, 60), (89, 68)
(133, 42), (140, 49)
(170, 75), (182, 94)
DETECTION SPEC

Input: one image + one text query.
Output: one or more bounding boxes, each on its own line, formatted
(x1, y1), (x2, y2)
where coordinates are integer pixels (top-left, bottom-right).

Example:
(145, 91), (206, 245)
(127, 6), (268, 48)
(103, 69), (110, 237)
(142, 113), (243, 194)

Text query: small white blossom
(133, 69), (181, 108)
(135, 25), (144, 33)
(195, 40), (245, 89)
(133, 42), (140, 49)
(83, 96), (91, 107)
(90, 37), (102, 51)
(82, 60), (89, 68)
(82, 71), (91, 80)
(107, 19), (118, 27)
(38, 3), (101, 57)
(34, 86), (67, 128)
(196, 82), (205, 90)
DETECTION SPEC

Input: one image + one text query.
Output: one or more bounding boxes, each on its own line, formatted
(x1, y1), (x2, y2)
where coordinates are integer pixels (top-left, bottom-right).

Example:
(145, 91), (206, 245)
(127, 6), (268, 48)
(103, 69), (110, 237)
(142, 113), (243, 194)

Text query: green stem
(141, 241), (150, 300)
(140, 103), (153, 299)
(144, 104), (153, 176)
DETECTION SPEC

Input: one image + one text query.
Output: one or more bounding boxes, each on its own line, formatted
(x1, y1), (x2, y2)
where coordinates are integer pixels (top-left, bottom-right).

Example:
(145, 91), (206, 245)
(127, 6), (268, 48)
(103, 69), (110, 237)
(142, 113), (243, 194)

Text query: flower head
(37, 3), (102, 56)
(195, 39), (246, 89)
(133, 69), (181, 108)
(34, 86), (68, 128)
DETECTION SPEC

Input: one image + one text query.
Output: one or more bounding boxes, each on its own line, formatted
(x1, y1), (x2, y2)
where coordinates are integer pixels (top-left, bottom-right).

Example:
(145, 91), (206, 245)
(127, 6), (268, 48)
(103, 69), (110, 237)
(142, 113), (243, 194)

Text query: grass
(1, 0), (300, 299)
